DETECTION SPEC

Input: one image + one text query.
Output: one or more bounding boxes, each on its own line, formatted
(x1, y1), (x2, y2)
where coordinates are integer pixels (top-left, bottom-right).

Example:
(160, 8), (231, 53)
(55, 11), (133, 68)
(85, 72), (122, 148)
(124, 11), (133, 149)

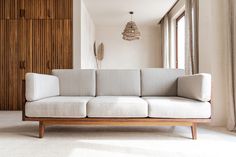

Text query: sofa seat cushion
(25, 96), (93, 118)
(143, 97), (211, 118)
(87, 96), (148, 117)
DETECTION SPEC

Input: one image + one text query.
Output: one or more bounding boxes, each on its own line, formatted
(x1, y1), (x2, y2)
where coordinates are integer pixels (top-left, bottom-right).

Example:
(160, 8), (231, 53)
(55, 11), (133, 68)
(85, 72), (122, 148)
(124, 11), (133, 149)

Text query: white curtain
(161, 15), (170, 68)
(185, 0), (199, 75)
(227, 0), (236, 131)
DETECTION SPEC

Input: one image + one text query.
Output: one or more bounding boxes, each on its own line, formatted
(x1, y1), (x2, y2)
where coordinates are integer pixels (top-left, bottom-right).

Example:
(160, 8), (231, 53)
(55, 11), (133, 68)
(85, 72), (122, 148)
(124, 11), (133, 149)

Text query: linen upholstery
(52, 69), (96, 96)
(25, 96), (92, 118)
(141, 69), (185, 96)
(25, 73), (59, 101)
(87, 96), (148, 117)
(144, 97), (211, 118)
(177, 73), (211, 102)
(96, 70), (141, 96)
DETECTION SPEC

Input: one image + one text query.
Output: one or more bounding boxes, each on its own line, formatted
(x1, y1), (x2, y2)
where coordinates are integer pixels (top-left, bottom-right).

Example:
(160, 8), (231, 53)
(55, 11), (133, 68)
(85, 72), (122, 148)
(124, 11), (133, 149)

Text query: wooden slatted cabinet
(0, 0), (73, 110)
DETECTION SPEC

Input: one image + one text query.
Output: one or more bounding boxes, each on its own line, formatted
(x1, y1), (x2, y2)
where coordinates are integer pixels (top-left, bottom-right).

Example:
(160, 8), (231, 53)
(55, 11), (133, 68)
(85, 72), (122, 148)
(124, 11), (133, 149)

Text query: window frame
(175, 11), (185, 69)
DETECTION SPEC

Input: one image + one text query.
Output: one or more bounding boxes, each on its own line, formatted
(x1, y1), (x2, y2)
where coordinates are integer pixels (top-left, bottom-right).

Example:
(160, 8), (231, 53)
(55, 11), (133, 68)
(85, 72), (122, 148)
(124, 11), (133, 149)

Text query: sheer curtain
(161, 1), (199, 72)
(185, 0), (199, 75)
(227, 0), (236, 131)
(161, 15), (170, 68)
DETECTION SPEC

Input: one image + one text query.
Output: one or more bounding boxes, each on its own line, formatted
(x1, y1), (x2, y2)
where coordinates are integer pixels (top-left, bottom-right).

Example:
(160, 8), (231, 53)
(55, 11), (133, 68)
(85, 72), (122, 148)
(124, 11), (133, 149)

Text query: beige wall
(199, 0), (228, 126)
(95, 26), (162, 69)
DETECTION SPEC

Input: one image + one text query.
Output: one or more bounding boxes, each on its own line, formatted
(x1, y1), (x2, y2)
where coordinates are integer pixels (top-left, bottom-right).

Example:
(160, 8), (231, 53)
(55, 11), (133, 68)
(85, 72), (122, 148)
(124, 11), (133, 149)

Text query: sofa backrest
(96, 69), (141, 96)
(52, 69), (96, 96)
(141, 68), (185, 96)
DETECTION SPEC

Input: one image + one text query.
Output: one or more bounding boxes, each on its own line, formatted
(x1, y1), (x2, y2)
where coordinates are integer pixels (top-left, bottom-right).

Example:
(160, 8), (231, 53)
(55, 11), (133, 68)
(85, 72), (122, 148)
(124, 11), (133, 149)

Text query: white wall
(81, 0), (97, 69)
(199, 0), (228, 126)
(73, 0), (81, 69)
(73, 0), (97, 69)
(95, 26), (162, 69)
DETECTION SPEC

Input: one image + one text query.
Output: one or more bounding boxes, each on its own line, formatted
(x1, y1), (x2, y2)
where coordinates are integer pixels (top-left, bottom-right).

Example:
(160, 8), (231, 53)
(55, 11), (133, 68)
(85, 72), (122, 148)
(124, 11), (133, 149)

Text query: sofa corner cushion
(52, 69), (96, 96)
(25, 73), (59, 101)
(177, 73), (211, 102)
(87, 96), (148, 117)
(96, 70), (141, 96)
(141, 68), (185, 96)
(144, 97), (211, 118)
(25, 96), (93, 118)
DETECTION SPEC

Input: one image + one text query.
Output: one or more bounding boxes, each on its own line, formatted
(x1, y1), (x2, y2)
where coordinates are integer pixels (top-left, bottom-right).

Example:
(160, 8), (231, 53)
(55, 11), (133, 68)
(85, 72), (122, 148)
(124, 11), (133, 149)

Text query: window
(176, 12), (185, 69)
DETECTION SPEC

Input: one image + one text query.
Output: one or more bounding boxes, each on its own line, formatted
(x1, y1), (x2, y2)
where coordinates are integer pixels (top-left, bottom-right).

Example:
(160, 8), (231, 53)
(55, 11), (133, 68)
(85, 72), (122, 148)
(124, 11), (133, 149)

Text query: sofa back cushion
(96, 70), (141, 96)
(52, 69), (96, 96)
(141, 68), (185, 96)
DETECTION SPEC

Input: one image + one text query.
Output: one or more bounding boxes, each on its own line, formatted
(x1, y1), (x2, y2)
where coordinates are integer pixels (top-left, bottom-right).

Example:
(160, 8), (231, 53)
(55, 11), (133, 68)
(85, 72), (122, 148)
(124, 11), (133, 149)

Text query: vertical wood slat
(0, 0), (17, 19)
(63, 20), (72, 68)
(6, 20), (18, 110)
(17, 20), (32, 110)
(25, 0), (48, 19)
(23, 0), (74, 19)
(52, 20), (72, 70)
(17, 20), (25, 110)
(17, 0), (24, 19)
(0, 20), (6, 110)
(32, 20), (51, 74)
(54, 0), (72, 19)
(0, 20), (18, 110)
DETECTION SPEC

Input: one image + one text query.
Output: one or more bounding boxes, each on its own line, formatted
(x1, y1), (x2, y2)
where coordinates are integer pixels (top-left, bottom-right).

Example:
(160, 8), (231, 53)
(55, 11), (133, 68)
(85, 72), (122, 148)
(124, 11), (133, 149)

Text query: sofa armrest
(177, 73), (211, 102)
(25, 73), (59, 101)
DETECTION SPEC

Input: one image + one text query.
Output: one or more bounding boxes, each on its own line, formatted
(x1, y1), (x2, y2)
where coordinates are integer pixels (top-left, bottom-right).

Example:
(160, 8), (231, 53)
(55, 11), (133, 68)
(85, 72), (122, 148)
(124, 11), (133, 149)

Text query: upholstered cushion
(144, 97), (211, 118)
(52, 69), (96, 96)
(25, 96), (93, 118)
(87, 96), (148, 117)
(96, 70), (141, 96)
(177, 73), (211, 102)
(25, 73), (59, 101)
(141, 69), (185, 96)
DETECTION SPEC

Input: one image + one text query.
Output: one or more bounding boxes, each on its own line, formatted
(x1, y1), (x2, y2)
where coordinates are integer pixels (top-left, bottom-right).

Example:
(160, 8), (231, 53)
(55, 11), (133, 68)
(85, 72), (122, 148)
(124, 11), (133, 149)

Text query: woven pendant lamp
(122, 11), (141, 41)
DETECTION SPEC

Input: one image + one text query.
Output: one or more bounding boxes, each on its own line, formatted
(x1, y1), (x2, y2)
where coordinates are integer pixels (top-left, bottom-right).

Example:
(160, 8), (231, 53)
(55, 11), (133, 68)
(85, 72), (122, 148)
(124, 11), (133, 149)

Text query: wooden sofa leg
(39, 121), (45, 138)
(191, 123), (197, 140)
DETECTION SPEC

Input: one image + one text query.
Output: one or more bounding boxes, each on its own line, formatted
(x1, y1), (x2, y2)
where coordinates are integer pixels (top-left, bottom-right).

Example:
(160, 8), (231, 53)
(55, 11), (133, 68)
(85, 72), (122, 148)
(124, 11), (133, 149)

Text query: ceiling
(83, 0), (177, 27)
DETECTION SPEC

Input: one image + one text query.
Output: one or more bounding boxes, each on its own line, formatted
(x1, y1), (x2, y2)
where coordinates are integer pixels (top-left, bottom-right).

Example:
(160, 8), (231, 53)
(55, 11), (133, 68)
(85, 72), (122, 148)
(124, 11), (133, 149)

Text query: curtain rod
(158, 0), (180, 24)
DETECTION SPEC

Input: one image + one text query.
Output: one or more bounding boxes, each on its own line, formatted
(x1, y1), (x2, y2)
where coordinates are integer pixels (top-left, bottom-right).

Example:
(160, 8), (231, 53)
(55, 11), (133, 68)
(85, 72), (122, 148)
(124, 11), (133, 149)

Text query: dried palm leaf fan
(93, 42), (104, 69)
(97, 43), (104, 61)
(122, 11), (141, 41)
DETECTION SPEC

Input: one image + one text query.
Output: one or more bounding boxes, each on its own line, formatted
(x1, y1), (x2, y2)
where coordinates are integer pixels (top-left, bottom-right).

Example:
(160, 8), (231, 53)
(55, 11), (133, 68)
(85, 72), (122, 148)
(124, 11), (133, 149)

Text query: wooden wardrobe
(0, 0), (73, 110)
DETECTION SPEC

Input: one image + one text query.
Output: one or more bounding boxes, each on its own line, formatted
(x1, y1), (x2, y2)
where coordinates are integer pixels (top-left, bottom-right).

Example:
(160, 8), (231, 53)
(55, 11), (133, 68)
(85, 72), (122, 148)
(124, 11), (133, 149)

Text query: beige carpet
(0, 111), (236, 157)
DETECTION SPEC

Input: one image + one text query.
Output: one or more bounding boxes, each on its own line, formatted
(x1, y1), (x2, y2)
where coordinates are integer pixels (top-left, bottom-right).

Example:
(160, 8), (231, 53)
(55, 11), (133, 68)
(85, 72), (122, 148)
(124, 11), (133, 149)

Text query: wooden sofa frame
(22, 81), (211, 139)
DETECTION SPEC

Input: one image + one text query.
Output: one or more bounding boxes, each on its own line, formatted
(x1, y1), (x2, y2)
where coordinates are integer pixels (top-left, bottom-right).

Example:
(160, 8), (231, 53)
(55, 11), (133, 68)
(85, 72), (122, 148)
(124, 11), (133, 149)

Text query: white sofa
(23, 69), (211, 139)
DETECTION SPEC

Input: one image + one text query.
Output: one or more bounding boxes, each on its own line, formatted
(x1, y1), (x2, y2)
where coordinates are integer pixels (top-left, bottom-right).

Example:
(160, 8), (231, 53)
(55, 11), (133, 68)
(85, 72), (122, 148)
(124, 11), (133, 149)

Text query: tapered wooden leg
(39, 121), (45, 138)
(191, 123), (197, 140)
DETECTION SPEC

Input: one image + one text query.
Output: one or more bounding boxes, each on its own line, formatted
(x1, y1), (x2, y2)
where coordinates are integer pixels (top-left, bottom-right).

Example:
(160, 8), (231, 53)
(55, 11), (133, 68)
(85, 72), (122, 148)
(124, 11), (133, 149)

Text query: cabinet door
(24, 0), (52, 19)
(52, 20), (72, 69)
(18, 20), (32, 108)
(0, 0), (18, 19)
(18, 20), (33, 75)
(32, 20), (52, 74)
(0, 20), (7, 110)
(0, 20), (20, 110)
(7, 20), (20, 110)
(54, 0), (72, 19)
